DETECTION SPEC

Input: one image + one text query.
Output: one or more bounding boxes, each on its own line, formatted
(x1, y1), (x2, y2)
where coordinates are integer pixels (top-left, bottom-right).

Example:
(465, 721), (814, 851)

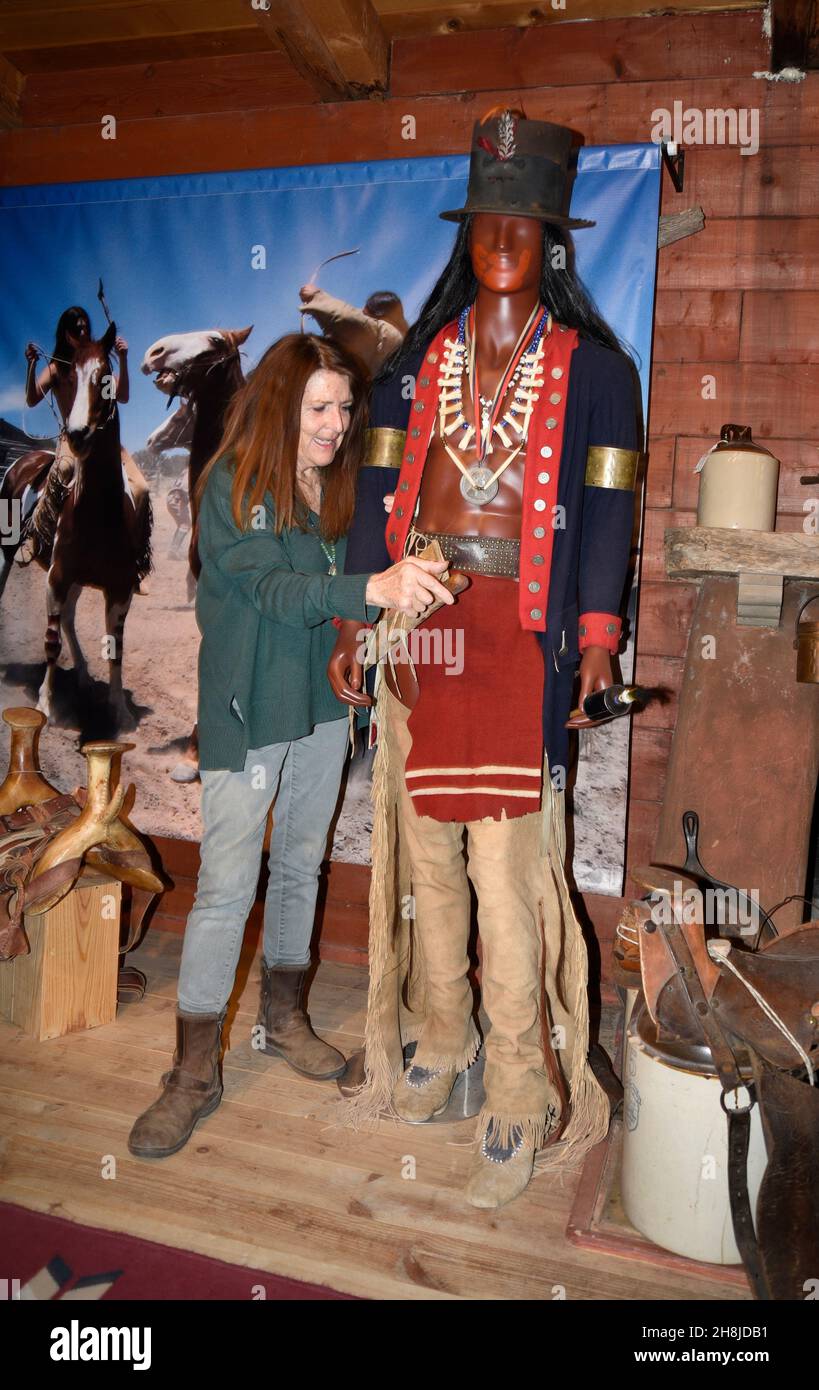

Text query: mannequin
(328, 111), (640, 1208)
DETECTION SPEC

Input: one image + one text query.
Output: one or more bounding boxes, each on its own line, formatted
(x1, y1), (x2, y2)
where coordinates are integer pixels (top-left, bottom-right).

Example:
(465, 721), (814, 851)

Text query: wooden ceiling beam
(244, 0), (388, 99)
(0, 1), (259, 54)
(9, 33), (272, 78)
(374, 0), (765, 40)
(770, 0), (819, 69)
(300, 0), (389, 88)
(0, 52), (25, 129)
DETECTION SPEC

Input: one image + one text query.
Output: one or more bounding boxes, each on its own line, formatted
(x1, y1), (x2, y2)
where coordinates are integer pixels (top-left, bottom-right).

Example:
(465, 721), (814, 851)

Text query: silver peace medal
(460, 465), (498, 505)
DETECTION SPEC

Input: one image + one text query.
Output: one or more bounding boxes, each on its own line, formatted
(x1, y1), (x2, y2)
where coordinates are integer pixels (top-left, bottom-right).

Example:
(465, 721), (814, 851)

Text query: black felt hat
(440, 111), (594, 231)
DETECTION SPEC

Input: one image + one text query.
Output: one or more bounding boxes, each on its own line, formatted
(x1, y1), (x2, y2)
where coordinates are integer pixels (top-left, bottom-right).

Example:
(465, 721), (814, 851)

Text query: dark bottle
(582, 684), (645, 721)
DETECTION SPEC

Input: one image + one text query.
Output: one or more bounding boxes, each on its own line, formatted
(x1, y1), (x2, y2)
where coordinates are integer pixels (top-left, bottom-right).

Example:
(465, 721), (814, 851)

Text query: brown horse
(0, 322), (151, 727)
(141, 325), (251, 779)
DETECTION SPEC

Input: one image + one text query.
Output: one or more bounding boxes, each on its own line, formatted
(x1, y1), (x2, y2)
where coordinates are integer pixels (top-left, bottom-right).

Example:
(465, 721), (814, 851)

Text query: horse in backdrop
(141, 326), (251, 780)
(0, 322), (152, 728)
(146, 400), (194, 560)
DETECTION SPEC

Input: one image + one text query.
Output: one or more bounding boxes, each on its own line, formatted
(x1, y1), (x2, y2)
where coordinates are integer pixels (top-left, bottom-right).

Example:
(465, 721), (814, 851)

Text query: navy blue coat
(345, 334), (640, 776)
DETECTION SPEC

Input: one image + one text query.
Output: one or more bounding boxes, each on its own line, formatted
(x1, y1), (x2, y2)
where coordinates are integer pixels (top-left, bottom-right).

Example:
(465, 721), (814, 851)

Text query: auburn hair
(195, 333), (368, 542)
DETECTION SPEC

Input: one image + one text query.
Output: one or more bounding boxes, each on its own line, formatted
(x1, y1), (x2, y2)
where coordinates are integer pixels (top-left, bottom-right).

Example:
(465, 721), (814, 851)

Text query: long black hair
(51, 306), (92, 374)
(379, 216), (626, 381)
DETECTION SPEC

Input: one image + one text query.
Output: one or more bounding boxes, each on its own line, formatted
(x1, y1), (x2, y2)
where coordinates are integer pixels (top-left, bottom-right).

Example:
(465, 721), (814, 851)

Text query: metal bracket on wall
(736, 571), (784, 627)
(661, 141), (685, 194)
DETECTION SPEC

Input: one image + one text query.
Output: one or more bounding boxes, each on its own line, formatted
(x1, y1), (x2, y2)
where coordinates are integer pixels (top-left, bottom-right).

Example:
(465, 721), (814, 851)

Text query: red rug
(0, 1202), (355, 1301)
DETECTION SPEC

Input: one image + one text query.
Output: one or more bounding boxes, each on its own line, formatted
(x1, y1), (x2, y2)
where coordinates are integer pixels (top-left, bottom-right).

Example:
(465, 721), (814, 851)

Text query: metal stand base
(336, 1040), (485, 1122)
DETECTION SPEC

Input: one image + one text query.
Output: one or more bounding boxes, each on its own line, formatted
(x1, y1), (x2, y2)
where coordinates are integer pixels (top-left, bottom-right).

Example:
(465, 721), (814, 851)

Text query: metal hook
(661, 141), (685, 194)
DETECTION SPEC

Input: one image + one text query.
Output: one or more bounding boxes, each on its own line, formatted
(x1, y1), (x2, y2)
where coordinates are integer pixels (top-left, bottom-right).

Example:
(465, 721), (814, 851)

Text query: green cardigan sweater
(195, 457), (375, 771)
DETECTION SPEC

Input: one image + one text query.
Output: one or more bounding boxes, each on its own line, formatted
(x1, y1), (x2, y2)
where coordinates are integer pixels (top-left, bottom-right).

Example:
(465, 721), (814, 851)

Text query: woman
(128, 332), (452, 1159)
(25, 306), (130, 419)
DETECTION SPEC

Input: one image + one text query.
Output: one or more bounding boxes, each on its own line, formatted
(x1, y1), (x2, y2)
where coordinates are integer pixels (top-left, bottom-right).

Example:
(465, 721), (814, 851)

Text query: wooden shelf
(664, 527), (819, 582)
(664, 526), (819, 626)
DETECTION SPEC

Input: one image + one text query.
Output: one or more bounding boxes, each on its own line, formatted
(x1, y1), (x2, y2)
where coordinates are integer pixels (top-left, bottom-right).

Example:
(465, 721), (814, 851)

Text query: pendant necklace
(436, 303), (550, 506)
(305, 495), (336, 574)
(318, 534), (337, 576)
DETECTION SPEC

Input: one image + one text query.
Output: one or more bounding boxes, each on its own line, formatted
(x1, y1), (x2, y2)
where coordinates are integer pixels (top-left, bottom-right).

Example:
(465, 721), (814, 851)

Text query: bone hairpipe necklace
(437, 303), (549, 505)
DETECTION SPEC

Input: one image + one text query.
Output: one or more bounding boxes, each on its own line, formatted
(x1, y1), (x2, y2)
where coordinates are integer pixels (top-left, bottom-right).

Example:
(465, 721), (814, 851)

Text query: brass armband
(585, 446), (640, 491)
(365, 427), (406, 469)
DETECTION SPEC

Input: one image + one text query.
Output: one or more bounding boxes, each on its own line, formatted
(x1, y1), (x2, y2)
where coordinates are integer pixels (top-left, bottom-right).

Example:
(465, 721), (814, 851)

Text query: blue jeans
(177, 718), (350, 1013)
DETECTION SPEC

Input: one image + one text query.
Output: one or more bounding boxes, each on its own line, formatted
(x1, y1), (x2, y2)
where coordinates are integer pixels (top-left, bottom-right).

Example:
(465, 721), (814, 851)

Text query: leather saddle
(0, 756), (165, 1000)
(633, 867), (819, 1076)
(631, 819), (819, 1302)
(0, 793), (80, 960)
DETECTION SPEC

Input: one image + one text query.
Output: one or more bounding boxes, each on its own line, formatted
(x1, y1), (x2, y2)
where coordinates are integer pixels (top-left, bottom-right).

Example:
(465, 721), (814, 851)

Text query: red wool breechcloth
(403, 572), (545, 823)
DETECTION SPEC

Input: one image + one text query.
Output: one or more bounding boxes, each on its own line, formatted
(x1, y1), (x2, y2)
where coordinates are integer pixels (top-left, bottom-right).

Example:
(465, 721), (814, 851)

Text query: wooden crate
(0, 871), (121, 1041)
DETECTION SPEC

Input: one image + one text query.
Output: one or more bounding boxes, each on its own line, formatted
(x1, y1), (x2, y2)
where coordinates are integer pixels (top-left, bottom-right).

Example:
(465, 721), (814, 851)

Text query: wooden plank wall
(2, 9), (815, 975)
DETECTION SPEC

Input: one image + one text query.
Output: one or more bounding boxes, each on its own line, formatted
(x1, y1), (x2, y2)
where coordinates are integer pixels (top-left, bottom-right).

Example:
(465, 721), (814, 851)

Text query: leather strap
(22, 856), (84, 914)
(726, 1106), (768, 1300)
(121, 886), (155, 954)
(0, 792), (78, 833)
(419, 530), (520, 578)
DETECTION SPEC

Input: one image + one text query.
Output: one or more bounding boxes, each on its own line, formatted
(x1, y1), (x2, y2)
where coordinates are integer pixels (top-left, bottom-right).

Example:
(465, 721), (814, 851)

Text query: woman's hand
(565, 646), (613, 729)
(25, 345), (49, 405)
(365, 557), (453, 617)
(114, 335), (128, 356)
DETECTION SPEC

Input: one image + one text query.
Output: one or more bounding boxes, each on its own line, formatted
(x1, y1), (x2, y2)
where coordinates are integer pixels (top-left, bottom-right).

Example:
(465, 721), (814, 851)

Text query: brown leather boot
(128, 1010), (224, 1158)
(258, 963), (346, 1080)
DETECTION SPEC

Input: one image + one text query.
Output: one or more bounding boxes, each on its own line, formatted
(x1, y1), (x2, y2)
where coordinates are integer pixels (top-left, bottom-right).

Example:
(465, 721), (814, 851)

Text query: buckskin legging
(384, 687), (576, 1143)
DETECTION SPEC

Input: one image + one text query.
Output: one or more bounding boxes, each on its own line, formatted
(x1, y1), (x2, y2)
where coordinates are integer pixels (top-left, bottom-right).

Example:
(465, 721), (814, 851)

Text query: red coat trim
(385, 320), (457, 564)
(517, 324), (578, 631)
(578, 611), (622, 653)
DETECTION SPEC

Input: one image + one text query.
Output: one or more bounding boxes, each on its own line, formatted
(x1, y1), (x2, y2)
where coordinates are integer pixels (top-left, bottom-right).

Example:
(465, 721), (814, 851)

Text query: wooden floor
(0, 931), (750, 1301)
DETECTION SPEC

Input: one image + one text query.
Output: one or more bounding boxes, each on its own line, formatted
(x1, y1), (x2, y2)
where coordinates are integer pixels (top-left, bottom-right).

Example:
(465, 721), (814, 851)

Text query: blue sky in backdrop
(0, 148), (659, 454)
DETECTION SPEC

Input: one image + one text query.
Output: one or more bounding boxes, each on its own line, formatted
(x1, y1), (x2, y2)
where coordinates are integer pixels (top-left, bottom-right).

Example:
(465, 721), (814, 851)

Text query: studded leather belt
(418, 531), (520, 579)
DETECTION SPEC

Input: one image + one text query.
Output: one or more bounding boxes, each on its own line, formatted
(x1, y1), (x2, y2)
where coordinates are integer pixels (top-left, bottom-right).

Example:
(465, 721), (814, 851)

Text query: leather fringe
(21, 465), (71, 564)
(475, 1107), (559, 1156)
(412, 1026), (482, 1077)
(533, 769), (610, 1173)
(339, 693), (403, 1129)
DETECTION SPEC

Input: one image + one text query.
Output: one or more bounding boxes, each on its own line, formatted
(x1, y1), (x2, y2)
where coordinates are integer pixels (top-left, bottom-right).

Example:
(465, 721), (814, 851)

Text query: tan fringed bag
(361, 535), (469, 701)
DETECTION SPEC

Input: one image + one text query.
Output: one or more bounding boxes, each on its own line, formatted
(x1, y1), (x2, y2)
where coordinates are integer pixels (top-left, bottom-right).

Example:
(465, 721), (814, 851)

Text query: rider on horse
(22, 305), (151, 582)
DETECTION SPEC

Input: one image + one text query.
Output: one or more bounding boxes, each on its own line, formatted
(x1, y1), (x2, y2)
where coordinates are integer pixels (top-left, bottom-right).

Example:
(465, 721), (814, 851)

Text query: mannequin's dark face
(469, 213), (543, 295)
